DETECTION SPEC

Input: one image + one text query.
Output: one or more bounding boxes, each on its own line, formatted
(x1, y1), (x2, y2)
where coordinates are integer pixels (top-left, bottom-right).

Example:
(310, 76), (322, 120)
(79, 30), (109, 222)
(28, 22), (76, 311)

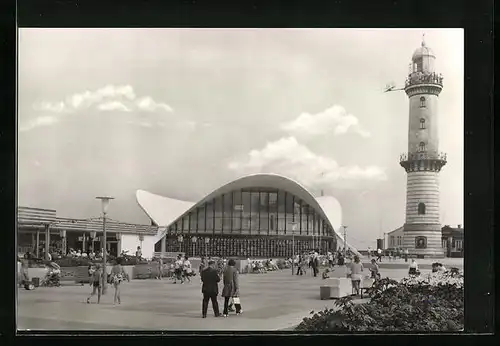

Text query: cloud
(98, 101), (131, 112)
(281, 104), (371, 138)
(35, 101), (66, 113)
(33, 85), (173, 114)
(23, 85), (177, 131)
(228, 136), (386, 189)
(19, 115), (59, 132)
(136, 96), (173, 112)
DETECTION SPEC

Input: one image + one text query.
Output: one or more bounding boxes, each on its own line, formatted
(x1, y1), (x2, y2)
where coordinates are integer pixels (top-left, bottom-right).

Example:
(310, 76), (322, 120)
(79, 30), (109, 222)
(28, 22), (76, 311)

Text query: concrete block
(320, 277), (353, 299)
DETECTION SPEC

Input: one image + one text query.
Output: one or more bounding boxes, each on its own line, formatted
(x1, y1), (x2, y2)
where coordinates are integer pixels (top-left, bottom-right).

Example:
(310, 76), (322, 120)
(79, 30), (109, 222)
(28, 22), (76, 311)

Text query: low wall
(25, 267), (79, 282)
(21, 260), (251, 284)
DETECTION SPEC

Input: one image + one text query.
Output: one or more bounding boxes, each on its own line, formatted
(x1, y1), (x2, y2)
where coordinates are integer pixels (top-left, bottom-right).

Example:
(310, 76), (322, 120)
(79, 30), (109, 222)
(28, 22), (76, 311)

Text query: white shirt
(377, 249), (382, 254)
(183, 260), (191, 270)
(409, 261), (419, 269)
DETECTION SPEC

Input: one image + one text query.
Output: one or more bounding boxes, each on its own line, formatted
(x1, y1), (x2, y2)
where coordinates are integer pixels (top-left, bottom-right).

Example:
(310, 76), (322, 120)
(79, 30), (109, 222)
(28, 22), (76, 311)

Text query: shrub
(296, 270), (464, 332)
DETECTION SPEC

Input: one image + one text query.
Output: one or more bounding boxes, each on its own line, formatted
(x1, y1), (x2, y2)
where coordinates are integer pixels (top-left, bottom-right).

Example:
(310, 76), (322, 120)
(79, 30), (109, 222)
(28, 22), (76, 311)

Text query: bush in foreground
(296, 270), (464, 332)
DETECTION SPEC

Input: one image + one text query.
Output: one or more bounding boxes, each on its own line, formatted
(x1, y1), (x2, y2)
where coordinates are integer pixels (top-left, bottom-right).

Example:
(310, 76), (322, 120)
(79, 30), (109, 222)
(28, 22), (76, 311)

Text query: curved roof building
(136, 173), (360, 258)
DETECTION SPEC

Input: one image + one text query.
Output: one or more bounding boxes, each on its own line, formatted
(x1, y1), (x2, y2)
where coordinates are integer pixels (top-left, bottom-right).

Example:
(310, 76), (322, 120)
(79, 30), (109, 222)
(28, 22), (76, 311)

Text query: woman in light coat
(221, 259), (242, 317)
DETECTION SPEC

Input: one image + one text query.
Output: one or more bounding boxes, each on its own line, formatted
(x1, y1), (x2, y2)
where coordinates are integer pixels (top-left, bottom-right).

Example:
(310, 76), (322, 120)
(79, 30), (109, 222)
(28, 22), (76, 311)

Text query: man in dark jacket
(201, 260), (221, 318)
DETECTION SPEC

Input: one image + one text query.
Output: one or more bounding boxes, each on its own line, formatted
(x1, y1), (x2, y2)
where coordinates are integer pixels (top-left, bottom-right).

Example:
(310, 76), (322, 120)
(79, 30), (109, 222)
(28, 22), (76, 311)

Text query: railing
(400, 152), (447, 163)
(405, 72), (443, 88)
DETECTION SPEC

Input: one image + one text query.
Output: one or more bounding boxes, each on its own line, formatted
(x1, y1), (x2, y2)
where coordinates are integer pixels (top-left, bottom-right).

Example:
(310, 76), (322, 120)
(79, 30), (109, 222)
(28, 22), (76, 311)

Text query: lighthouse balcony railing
(399, 152), (447, 163)
(405, 72), (444, 88)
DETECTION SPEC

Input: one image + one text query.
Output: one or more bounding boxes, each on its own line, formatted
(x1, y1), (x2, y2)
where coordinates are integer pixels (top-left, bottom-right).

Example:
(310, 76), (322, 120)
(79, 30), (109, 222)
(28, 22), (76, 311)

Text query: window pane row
(166, 190), (335, 237)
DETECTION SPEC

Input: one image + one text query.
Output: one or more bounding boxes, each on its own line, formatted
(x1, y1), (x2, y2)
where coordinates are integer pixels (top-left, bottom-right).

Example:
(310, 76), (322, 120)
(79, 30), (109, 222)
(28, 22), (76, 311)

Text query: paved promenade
(18, 270), (341, 331)
(17, 260), (462, 331)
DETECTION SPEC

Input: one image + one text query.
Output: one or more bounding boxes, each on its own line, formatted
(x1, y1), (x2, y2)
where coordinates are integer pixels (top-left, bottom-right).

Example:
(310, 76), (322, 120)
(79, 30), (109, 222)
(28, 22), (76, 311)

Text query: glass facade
(158, 188), (337, 258)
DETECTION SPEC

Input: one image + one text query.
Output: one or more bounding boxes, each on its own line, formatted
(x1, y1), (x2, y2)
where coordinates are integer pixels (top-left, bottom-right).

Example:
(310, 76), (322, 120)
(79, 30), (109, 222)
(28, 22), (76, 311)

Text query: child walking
(87, 263), (103, 304)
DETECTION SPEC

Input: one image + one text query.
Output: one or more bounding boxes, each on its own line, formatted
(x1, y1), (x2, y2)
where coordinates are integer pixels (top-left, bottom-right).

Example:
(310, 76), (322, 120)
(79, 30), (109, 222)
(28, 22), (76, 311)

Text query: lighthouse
(399, 36), (447, 258)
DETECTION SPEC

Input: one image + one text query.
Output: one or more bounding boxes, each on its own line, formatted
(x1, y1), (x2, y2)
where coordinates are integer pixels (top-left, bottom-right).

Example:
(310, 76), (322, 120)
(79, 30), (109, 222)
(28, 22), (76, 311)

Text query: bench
(359, 278), (375, 299)
(320, 277), (375, 300)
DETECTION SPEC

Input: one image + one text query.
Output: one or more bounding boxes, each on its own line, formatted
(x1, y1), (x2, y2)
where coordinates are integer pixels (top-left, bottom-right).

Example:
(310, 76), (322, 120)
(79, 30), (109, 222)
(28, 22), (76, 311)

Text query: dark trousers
(376, 255), (382, 262)
(223, 297), (241, 315)
(296, 266), (302, 275)
(312, 266), (318, 277)
(202, 293), (220, 317)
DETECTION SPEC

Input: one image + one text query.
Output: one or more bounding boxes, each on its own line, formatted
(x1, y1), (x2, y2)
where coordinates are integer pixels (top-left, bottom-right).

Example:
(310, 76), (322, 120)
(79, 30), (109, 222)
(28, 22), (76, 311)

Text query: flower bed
(296, 269), (464, 332)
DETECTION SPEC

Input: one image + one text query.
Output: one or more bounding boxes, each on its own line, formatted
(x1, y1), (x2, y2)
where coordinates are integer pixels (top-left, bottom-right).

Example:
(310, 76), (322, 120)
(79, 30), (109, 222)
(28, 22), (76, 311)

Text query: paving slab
(16, 266), (449, 331)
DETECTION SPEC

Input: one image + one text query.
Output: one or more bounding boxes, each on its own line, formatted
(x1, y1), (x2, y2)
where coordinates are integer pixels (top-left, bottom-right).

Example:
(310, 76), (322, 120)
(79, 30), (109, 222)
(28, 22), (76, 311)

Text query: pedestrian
(311, 251), (319, 277)
(88, 263), (96, 288)
(87, 263), (103, 304)
(173, 255), (184, 284)
(156, 256), (164, 280)
(328, 252), (335, 269)
(222, 259), (242, 317)
(408, 259), (419, 276)
(437, 263), (447, 272)
(349, 255), (364, 296)
(404, 248), (409, 262)
(313, 249), (320, 277)
(110, 258), (129, 305)
(135, 246), (142, 259)
(20, 253), (30, 286)
(201, 260), (221, 318)
(337, 252), (345, 266)
(369, 259), (380, 280)
(183, 256), (193, 283)
(199, 256), (207, 274)
(376, 248), (383, 262)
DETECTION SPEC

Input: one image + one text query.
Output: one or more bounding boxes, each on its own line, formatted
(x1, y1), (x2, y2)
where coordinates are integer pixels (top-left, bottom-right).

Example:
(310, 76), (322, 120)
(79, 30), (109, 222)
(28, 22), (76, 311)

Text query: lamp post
(204, 237), (210, 257)
(290, 222), (298, 275)
(342, 225), (348, 258)
(138, 233), (144, 250)
(59, 230), (67, 256)
(96, 196), (114, 295)
(191, 236), (198, 257)
(178, 235), (184, 253)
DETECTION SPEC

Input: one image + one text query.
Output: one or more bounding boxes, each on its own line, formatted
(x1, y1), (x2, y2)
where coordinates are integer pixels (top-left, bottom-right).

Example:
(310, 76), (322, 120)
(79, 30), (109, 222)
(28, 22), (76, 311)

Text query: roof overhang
(136, 173), (360, 256)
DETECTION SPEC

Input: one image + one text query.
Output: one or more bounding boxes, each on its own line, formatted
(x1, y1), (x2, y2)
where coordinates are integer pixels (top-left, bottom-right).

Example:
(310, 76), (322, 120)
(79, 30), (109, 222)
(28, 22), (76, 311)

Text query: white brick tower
(399, 37), (447, 258)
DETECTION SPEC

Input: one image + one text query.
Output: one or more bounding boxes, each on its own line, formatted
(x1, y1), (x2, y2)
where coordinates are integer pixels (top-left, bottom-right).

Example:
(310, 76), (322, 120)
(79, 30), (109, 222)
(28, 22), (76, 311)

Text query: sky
(18, 28), (464, 249)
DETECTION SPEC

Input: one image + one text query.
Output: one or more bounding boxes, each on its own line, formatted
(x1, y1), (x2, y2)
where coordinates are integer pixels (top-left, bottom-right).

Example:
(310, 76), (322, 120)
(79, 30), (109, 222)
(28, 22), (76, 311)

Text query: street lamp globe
(96, 196), (114, 214)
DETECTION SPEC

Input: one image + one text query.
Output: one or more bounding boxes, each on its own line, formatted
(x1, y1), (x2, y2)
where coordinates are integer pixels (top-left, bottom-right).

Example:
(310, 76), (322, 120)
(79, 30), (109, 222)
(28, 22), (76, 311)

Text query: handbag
(232, 297), (241, 305)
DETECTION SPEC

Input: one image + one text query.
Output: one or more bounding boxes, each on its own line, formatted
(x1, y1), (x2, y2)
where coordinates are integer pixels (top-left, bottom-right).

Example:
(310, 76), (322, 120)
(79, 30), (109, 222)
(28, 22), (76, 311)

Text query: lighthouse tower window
(418, 202), (426, 215)
(418, 142), (426, 152)
(420, 118), (426, 129)
(420, 96), (426, 108)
